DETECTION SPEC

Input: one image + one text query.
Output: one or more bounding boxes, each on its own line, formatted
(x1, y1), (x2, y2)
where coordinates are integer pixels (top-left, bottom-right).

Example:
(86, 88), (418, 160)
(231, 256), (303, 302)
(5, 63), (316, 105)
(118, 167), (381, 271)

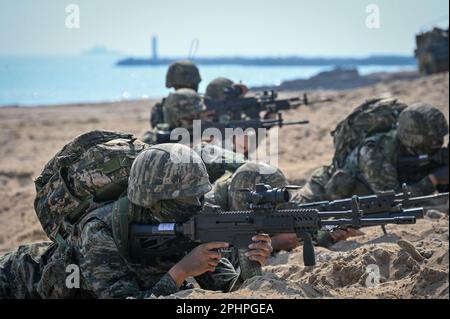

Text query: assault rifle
(204, 89), (308, 122)
(153, 115), (309, 144)
(296, 183), (448, 214)
(129, 186), (418, 267)
(296, 183), (448, 234)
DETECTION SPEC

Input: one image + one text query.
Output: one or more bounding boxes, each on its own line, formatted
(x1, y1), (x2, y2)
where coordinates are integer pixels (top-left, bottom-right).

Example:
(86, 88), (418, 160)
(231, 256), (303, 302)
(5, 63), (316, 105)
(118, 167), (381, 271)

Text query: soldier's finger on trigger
(252, 234), (270, 242)
(246, 249), (269, 258)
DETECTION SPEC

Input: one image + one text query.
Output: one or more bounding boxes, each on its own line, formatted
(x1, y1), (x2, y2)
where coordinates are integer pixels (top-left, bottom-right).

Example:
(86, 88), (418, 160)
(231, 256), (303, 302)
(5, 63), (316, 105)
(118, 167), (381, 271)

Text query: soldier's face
(159, 196), (204, 223)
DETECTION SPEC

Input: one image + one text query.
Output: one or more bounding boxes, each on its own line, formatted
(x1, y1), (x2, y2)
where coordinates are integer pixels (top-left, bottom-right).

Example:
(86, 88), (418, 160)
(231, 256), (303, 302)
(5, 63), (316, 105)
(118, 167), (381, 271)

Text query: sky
(0, 0), (448, 57)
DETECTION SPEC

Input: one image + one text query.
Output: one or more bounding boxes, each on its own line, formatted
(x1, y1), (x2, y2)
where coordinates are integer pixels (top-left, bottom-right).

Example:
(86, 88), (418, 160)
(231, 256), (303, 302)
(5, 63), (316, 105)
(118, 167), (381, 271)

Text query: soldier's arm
(358, 144), (436, 196)
(195, 235), (272, 292)
(194, 256), (242, 292)
(150, 102), (164, 128)
(79, 219), (179, 298)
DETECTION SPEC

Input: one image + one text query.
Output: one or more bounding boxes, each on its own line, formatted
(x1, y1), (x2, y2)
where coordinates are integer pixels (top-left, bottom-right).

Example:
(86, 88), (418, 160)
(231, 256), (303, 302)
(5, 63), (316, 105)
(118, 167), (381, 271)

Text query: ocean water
(0, 55), (416, 107)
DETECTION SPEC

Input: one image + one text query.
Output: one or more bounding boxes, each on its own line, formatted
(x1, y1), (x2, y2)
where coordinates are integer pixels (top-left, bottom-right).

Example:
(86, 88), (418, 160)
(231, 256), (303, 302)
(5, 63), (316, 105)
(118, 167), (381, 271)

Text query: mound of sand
(0, 72), (448, 299)
(161, 214), (448, 299)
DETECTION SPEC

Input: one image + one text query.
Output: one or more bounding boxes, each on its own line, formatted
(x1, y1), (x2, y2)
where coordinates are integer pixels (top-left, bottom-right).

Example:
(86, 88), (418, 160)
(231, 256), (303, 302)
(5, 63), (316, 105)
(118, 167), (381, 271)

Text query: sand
(0, 71), (448, 299)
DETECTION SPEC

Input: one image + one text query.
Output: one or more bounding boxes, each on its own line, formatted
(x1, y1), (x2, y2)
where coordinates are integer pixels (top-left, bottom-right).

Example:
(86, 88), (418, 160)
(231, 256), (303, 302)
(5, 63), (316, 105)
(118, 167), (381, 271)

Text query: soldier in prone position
(0, 144), (272, 299)
(294, 102), (448, 203)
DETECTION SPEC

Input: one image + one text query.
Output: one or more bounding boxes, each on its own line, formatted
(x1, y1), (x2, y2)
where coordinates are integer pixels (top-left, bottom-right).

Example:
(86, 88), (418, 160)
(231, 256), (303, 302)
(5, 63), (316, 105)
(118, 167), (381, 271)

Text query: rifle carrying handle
(301, 233), (316, 266)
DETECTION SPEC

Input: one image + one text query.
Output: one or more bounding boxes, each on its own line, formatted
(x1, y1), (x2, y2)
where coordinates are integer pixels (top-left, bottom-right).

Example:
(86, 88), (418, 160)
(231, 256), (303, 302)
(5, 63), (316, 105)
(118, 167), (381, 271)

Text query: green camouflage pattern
(165, 60), (201, 90)
(294, 129), (440, 203)
(331, 98), (408, 169)
(294, 102), (448, 203)
(228, 162), (288, 210)
(0, 197), (242, 298)
(397, 102), (449, 154)
(149, 99), (165, 128)
(292, 166), (335, 203)
(0, 242), (95, 299)
(344, 130), (438, 196)
(34, 130), (149, 241)
(142, 123), (171, 145)
(127, 144), (212, 208)
(205, 170), (234, 209)
(205, 162), (288, 210)
(205, 77), (234, 100)
(193, 142), (247, 183)
(163, 89), (206, 129)
(140, 137), (247, 184)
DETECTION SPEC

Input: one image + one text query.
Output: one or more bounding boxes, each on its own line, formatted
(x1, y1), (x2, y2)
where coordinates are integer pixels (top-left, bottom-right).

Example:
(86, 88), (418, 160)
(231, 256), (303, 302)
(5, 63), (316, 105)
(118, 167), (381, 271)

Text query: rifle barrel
(282, 120), (310, 126)
(395, 192), (449, 207)
(320, 216), (416, 226)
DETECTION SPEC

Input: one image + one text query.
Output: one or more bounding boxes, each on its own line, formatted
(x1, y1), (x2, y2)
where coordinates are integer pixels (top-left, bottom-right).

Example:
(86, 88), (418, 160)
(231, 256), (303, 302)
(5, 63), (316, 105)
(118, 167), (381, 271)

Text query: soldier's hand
(263, 111), (278, 120)
(245, 234), (273, 266)
(429, 166), (449, 186)
(271, 233), (299, 252)
(169, 242), (229, 286)
(330, 227), (364, 243)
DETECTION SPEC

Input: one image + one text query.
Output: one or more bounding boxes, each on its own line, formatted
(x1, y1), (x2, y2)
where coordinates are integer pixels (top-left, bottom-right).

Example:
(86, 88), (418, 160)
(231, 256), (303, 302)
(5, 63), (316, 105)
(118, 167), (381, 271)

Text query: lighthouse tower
(151, 36), (158, 61)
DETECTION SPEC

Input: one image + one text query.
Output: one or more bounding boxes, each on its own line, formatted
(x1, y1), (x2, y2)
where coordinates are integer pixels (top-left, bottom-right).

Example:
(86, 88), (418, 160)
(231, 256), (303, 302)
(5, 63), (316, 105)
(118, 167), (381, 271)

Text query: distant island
(84, 46), (122, 56)
(116, 55), (416, 67)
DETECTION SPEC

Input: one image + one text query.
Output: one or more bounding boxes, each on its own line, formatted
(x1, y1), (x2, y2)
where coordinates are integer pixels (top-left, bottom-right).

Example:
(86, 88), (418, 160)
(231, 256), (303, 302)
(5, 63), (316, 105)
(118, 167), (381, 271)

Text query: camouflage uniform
(144, 89), (247, 183)
(205, 77), (234, 101)
(144, 88), (205, 143)
(205, 162), (288, 210)
(204, 77), (253, 123)
(0, 242), (94, 299)
(150, 61), (201, 128)
(149, 99), (166, 129)
(293, 103), (449, 203)
(0, 144), (243, 299)
(193, 142), (246, 184)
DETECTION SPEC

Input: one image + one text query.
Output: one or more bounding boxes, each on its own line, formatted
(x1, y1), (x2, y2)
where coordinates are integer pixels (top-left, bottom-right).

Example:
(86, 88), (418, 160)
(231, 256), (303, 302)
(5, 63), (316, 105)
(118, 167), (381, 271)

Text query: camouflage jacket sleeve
(194, 255), (241, 293)
(150, 101), (164, 128)
(79, 219), (179, 298)
(315, 230), (335, 248)
(356, 139), (436, 196)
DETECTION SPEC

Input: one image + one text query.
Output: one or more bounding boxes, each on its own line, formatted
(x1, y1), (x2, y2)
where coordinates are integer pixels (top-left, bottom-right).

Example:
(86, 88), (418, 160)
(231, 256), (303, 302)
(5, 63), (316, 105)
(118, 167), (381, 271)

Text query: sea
(0, 54), (417, 107)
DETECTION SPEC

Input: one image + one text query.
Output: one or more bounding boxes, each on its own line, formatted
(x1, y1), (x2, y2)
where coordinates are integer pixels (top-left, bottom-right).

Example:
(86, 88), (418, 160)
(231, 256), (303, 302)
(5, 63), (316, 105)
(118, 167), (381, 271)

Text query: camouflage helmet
(228, 162), (288, 210)
(205, 77), (234, 100)
(163, 88), (206, 129)
(165, 60), (201, 90)
(127, 143), (212, 208)
(397, 103), (448, 154)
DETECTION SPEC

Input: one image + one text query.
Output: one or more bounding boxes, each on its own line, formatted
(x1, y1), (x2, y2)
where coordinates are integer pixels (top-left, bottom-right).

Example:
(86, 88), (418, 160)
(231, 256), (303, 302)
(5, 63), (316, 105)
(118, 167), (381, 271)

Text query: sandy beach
(0, 71), (448, 299)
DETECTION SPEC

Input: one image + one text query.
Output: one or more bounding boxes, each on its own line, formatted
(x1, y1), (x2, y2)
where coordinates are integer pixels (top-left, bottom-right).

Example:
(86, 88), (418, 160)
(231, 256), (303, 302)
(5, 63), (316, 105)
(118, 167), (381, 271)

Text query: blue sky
(0, 0), (448, 57)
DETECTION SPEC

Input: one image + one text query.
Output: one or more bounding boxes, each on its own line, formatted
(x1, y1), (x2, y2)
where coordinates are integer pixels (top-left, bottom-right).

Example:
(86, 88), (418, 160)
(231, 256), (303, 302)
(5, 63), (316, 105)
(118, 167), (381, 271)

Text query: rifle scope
(246, 184), (290, 207)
